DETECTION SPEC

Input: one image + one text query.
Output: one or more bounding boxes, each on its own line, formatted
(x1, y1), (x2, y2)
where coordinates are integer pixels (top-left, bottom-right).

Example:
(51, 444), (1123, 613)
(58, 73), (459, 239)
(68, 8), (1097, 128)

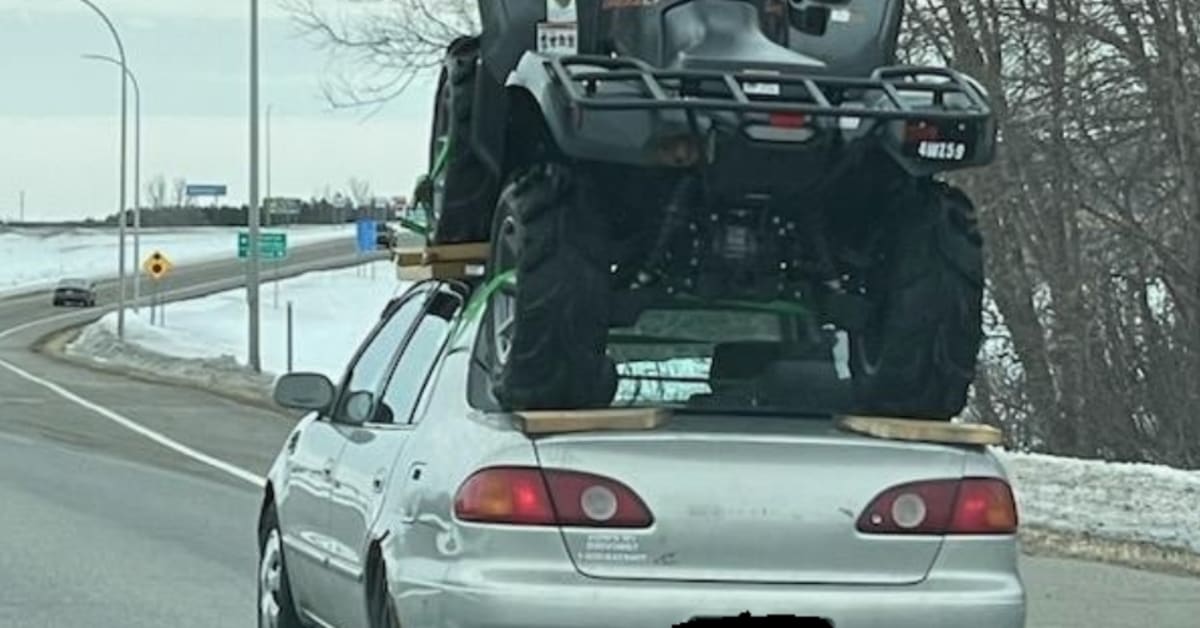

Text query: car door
(287, 284), (432, 623)
(323, 284), (464, 628)
(275, 410), (349, 615)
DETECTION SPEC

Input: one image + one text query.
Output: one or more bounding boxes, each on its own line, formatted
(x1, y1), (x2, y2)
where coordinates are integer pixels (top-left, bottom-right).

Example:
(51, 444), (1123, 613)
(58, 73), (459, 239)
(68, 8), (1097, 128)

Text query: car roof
(57, 278), (92, 287)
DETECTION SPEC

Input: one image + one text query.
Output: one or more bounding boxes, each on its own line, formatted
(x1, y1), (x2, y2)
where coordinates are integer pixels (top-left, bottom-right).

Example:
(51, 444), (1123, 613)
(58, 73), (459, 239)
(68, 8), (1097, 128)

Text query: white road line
(0, 357), (266, 487)
(0, 252), (375, 489)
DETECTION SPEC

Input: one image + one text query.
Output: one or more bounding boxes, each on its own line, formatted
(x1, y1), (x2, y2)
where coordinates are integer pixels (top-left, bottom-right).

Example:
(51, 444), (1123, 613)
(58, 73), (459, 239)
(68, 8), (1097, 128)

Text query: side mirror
(274, 373), (336, 412)
(341, 390), (375, 425)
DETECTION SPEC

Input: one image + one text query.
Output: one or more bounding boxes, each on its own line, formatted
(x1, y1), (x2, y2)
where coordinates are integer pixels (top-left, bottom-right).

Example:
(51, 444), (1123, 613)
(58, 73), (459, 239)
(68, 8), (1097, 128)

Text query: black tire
(484, 164), (617, 411)
(257, 507), (304, 628)
(430, 36), (499, 245)
(366, 556), (401, 628)
(849, 181), (984, 420)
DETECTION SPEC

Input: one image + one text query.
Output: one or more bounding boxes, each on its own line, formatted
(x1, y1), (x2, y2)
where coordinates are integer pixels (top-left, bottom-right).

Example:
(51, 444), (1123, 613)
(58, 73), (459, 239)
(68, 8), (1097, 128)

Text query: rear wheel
(483, 164), (617, 410)
(366, 556), (400, 628)
(849, 181), (984, 420)
(428, 36), (498, 244)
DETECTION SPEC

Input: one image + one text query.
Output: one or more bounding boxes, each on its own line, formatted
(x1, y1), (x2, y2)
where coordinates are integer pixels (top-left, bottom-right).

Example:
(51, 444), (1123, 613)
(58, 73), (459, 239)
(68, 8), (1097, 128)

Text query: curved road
(0, 237), (1196, 627)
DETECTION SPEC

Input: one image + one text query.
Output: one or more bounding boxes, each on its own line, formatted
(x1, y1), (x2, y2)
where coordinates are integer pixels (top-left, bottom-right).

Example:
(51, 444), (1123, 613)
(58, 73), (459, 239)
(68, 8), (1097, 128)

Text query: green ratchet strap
(449, 268), (515, 347)
(673, 293), (814, 319)
(402, 136), (453, 239)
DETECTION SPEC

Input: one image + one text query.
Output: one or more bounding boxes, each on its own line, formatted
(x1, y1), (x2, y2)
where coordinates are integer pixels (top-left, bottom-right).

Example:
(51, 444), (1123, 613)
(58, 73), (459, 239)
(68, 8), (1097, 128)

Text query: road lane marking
(0, 251), (383, 490)
(0, 356), (266, 488)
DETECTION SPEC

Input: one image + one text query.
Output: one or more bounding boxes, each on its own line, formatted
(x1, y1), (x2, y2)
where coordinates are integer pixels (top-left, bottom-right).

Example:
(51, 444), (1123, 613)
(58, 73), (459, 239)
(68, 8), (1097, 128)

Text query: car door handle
(372, 470), (386, 494)
(322, 458), (336, 480)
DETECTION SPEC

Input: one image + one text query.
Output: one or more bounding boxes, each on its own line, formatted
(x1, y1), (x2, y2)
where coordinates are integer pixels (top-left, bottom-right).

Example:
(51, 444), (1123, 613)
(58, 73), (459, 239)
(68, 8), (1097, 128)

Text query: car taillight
(856, 478), (1017, 535)
(454, 467), (653, 528)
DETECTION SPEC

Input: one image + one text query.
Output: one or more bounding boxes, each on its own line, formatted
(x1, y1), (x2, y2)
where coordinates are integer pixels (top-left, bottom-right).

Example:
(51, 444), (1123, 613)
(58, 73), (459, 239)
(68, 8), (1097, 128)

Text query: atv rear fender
(503, 51), (998, 176)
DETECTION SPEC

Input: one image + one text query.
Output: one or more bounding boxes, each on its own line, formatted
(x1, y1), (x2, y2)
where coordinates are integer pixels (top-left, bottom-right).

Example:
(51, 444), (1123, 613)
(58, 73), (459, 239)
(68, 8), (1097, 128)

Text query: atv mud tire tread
(850, 181), (984, 420)
(490, 164), (615, 411)
(432, 36), (499, 245)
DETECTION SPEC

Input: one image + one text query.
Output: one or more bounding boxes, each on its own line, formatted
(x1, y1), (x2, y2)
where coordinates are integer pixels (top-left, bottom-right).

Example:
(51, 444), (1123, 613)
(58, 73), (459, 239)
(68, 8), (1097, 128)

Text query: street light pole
(265, 104), (273, 227)
(248, 0), (263, 372)
(79, 0), (128, 339)
(82, 53), (141, 312)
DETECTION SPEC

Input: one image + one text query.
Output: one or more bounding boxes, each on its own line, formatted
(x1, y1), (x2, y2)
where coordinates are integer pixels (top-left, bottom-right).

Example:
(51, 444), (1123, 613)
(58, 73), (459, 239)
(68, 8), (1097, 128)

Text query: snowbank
(996, 450), (1200, 554)
(0, 225), (355, 295)
(67, 260), (408, 383)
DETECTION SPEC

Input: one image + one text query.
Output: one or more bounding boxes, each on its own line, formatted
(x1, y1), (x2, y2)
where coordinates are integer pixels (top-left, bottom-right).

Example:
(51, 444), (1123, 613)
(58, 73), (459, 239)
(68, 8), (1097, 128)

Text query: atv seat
(692, 340), (850, 412)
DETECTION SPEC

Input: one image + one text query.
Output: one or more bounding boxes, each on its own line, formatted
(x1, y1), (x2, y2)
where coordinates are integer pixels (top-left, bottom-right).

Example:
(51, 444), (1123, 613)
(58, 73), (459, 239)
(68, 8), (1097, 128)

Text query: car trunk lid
(531, 412), (967, 585)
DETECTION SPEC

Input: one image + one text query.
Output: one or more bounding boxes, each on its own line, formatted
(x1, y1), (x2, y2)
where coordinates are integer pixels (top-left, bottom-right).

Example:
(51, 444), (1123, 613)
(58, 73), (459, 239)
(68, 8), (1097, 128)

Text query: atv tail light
(768, 112), (807, 128)
(904, 120), (941, 141)
(454, 467), (654, 528)
(856, 478), (1017, 535)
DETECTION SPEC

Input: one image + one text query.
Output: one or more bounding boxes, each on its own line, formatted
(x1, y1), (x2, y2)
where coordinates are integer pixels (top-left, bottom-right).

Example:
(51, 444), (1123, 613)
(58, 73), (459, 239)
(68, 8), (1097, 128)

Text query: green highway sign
(238, 231), (287, 260)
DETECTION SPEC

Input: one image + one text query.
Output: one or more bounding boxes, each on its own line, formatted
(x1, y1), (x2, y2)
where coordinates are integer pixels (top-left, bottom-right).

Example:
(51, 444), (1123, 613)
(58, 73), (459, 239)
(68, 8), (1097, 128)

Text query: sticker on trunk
(536, 22), (578, 55)
(581, 533), (649, 563)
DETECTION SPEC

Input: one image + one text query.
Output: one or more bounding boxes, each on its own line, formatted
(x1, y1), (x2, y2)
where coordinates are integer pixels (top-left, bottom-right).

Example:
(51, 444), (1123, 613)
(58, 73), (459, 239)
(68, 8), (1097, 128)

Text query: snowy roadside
(0, 224), (355, 296)
(53, 260), (1200, 572)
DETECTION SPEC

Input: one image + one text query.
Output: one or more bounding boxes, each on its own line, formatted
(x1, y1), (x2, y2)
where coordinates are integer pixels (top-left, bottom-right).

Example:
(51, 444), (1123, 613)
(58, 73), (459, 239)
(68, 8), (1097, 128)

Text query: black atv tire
(430, 36), (498, 245)
(849, 181), (984, 420)
(484, 164), (617, 411)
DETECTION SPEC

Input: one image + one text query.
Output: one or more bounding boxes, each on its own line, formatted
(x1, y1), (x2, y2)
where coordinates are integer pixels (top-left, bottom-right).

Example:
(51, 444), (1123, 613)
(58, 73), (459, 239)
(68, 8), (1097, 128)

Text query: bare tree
(171, 177), (189, 209)
(283, 0), (478, 108)
(145, 175), (167, 210)
(348, 177), (373, 208)
(907, 0), (1200, 467)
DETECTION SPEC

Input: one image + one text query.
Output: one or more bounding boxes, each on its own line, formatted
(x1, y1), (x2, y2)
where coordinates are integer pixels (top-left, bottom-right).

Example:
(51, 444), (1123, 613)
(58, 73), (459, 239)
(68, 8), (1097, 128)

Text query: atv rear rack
(545, 55), (991, 122)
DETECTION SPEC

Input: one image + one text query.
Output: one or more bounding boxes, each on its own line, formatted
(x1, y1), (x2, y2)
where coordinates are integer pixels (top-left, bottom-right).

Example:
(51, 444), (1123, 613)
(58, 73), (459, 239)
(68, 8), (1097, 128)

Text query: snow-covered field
(0, 225), (355, 295)
(62, 261), (1199, 558)
(68, 260), (406, 382)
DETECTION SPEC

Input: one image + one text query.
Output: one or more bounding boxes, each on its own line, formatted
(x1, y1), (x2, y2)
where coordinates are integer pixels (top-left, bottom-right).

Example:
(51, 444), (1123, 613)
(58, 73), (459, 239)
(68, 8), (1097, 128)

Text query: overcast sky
(0, 0), (437, 220)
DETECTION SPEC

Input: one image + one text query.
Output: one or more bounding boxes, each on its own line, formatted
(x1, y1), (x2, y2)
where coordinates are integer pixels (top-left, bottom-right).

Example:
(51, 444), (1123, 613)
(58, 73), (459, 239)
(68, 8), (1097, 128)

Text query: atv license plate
(742, 82), (781, 97)
(537, 22), (578, 55)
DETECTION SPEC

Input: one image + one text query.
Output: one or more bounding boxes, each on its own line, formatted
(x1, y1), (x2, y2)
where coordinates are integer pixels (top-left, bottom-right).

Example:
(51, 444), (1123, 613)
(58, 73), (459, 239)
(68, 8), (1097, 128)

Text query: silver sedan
(257, 278), (1025, 628)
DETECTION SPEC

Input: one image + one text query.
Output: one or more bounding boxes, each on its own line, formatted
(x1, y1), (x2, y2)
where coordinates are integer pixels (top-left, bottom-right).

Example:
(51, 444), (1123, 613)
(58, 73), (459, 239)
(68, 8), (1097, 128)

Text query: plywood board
(516, 408), (672, 435)
(837, 415), (1004, 446)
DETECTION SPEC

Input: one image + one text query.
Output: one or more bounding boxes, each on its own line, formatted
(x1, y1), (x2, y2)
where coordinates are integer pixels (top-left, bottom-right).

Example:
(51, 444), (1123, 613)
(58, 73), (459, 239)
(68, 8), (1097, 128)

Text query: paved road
(0, 237), (1197, 627)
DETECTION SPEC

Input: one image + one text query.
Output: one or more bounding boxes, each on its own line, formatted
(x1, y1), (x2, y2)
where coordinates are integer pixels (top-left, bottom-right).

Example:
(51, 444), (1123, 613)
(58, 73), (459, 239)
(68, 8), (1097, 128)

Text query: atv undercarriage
(408, 0), (996, 420)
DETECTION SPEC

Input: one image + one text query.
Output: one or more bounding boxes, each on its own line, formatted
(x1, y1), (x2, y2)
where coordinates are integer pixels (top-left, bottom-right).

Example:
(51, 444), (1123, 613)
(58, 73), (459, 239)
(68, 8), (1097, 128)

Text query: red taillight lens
(856, 478), (1017, 535)
(769, 112), (808, 128)
(454, 467), (654, 528)
(951, 478), (1019, 534)
(904, 120), (941, 141)
(454, 468), (556, 525)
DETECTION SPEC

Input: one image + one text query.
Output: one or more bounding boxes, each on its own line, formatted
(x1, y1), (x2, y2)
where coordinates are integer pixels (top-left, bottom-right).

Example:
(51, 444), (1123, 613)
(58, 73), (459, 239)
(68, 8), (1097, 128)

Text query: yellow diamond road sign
(142, 251), (173, 280)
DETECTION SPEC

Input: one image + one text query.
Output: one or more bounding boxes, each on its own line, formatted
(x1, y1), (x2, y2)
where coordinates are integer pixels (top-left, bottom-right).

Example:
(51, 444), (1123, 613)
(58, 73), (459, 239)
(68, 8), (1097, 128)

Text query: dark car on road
(52, 278), (97, 307)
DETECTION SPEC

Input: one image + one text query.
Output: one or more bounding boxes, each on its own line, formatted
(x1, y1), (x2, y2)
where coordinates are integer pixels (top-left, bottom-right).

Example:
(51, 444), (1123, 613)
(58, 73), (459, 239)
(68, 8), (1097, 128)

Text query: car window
(374, 290), (460, 425)
(334, 290), (428, 422)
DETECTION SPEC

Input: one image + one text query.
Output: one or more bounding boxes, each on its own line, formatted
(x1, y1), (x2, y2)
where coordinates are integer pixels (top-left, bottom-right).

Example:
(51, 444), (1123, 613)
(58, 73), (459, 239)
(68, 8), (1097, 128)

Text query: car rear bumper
(394, 539), (1025, 628)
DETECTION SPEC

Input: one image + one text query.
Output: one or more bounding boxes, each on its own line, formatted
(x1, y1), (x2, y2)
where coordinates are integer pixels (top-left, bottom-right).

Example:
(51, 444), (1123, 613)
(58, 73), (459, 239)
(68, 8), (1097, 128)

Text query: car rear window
(607, 304), (851, 414)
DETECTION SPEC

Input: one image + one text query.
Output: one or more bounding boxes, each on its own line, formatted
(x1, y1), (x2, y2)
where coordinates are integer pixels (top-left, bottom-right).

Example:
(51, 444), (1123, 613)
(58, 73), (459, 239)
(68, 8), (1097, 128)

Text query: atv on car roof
(406, 0), (996, 421)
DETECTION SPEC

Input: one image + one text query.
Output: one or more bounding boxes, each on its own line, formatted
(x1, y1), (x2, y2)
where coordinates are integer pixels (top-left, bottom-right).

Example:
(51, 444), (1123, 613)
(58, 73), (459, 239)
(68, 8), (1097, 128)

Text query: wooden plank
(424, 241), (489, 263)
(836, 415), (1004, 446)
(395, 249), (425, 267)
(515, 408), (672, 435)
(429, 261), (487, 280)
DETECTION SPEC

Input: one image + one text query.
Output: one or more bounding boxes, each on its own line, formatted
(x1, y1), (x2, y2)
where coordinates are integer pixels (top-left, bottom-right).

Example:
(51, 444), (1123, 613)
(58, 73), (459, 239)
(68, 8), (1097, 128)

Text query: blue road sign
(185, 184), (228, 197)
(356, 219), (378, 254)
